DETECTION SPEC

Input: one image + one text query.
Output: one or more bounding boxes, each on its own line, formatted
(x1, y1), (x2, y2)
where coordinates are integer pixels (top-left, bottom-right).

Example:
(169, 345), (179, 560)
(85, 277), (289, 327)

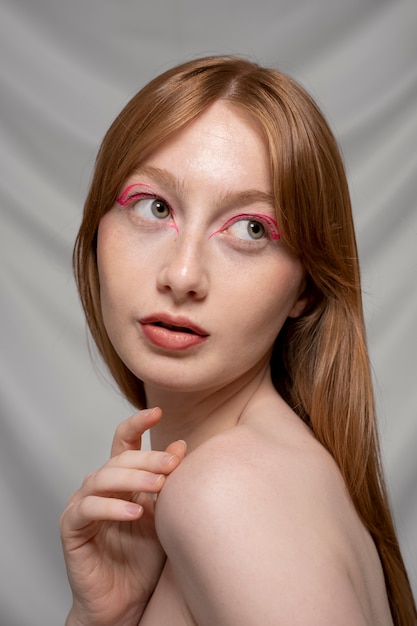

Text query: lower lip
(140, 323), (208, 351)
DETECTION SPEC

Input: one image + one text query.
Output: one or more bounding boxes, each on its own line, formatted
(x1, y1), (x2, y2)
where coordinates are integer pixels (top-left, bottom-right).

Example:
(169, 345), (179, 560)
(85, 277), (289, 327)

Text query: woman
(60, 56), (416, 625)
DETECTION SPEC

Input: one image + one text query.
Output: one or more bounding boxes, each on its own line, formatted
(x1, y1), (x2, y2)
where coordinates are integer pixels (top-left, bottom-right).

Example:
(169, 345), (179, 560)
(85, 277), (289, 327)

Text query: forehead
(131, 100), (272, 195)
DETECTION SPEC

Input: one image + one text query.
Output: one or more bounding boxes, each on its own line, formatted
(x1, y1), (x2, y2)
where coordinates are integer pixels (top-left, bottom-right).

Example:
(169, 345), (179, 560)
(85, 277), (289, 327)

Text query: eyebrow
(131, 165), (185, 197)
(130, 165), (275, 212)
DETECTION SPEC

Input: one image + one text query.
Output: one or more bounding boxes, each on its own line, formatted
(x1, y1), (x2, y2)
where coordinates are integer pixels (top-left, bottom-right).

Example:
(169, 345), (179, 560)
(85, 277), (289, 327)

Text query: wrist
(65, 607), (90, 626)
(65, 611), (84, 626)
(66, 603), (144, 626)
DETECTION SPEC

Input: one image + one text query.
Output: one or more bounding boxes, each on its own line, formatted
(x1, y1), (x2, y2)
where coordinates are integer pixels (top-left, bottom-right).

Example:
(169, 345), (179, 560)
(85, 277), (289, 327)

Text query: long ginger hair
(73, 56), (416, 624)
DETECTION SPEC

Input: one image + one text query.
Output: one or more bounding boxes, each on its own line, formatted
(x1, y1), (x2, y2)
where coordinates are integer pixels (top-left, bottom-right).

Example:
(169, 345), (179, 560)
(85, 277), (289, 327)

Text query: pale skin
(60, 101), (394, 625)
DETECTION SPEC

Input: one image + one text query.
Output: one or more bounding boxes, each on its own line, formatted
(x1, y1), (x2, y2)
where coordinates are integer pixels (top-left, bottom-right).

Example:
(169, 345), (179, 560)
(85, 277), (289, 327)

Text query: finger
(73, 467), (167, 502)
(111, 407), (162, 457)
(66, 443), (187, 508)
(61, 495), (144, 537)
(165, 439), (187, 460)
(106, 448), (185, 474)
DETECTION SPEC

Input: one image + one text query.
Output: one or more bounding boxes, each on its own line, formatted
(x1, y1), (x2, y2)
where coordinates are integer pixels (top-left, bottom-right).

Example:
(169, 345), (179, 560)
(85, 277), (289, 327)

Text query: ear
(288, 296), (309, 319)
(287, 281), (312, 319)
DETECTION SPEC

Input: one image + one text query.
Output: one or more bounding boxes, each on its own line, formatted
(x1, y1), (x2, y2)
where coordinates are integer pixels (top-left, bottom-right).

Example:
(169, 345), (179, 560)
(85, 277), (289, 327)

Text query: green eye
(228, 219), (267, 241)
(133, 197), (172, 221)
(247, 221), (266, 240)
(150, 199), (170, 219)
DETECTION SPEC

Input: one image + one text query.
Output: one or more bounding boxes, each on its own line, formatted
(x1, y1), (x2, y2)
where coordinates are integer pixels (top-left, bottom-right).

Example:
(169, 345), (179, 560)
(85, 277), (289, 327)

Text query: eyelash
(217, 213), (280, 241)
(116, 186), (280, 242)
(117, 189), (173, 212)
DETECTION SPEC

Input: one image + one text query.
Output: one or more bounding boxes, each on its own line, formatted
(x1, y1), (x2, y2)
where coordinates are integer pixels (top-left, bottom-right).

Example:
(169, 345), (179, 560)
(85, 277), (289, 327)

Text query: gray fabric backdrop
(1, 1), (416, 623)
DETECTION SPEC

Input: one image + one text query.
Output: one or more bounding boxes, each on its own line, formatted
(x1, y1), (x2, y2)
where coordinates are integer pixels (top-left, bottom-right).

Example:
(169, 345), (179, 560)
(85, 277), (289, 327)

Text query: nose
(157, 232), (209, 303)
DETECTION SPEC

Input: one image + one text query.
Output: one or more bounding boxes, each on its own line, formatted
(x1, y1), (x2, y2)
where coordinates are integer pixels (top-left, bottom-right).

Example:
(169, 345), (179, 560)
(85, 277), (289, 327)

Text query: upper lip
(139, 313), (209, 337)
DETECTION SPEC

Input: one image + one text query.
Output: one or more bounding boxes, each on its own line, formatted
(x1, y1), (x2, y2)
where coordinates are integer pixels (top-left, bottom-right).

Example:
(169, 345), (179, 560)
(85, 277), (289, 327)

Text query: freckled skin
(97, 101), (306, 400)
(62, 101), (394, 626)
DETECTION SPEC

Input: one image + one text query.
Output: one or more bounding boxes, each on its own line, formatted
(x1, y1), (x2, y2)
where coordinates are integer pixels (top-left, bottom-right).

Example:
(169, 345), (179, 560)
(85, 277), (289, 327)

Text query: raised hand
(60, 407), (186, 626)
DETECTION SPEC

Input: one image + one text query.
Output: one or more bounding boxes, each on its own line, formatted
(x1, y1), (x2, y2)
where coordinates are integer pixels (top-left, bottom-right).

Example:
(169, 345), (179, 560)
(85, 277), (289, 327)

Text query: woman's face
(97, 100), (306, 395)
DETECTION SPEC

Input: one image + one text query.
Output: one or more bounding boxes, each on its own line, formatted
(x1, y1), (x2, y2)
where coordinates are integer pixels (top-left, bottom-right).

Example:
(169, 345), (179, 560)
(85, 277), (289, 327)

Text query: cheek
(97, 219), (118, 302)
(228, 262), (304, 343)
(97, 213), (147, 292)
(96, 215), (136, 321)
(239, 258), (304, 315)
(97, 211), (122, 266)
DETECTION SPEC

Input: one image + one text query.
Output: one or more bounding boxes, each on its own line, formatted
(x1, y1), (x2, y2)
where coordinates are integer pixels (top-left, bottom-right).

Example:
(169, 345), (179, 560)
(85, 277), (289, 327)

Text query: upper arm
(155, 432), (368, 626)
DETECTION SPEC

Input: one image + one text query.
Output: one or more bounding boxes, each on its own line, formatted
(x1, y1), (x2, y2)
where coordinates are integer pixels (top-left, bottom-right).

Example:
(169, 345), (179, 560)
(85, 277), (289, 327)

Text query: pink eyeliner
(117, 183), (179, 233)
(209, 213), (281, 240)
(117, 183), (154, 206)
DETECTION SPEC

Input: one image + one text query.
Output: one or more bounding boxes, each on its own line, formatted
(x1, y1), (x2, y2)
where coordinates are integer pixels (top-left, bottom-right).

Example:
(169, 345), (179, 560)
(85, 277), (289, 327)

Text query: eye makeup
(116, 185), (280, 242)
(117, 183), (156, 206)
(117, 183), (179, 232)
(209, 213), (281, 241)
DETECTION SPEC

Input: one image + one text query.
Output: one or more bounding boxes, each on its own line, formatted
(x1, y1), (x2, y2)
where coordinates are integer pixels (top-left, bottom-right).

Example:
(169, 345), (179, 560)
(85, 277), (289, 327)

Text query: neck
(146, 361), (272, 452)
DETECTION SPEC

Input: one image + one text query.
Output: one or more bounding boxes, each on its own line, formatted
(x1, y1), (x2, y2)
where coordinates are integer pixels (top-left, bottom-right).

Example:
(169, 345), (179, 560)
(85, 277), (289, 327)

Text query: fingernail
(146, 473), (164, 485)
(161, 454), (177, 466)
(125, 503), (142, 516)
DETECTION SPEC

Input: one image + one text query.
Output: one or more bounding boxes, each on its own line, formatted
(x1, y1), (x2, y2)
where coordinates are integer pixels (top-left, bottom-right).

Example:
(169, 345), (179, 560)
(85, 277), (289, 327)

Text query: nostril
(156, 247), (209, 302)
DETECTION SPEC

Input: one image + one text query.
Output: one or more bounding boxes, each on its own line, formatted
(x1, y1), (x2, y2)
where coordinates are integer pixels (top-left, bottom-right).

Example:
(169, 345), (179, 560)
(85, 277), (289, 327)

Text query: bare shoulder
(155, 418), (392, 625)
(157, 415), (355, 541)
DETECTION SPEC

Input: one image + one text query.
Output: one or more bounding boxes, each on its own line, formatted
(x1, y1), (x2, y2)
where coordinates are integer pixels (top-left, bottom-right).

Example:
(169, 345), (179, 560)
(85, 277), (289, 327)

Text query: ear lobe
(288, 293), (310, 319)
(287, 279), (314, 319)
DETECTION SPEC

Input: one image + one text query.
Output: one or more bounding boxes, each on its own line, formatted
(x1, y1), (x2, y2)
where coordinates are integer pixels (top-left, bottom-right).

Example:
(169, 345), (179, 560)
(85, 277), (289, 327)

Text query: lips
(139, 314), (209, 350)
